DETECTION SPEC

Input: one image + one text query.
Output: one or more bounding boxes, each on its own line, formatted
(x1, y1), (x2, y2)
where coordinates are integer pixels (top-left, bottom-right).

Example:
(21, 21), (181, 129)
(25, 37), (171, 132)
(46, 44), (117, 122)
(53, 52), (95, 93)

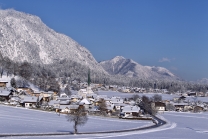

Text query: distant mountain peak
(100, 56), (179, 81)
(196, 78), (208, 84)
(111, 56), (125, 62)
(113, 56), (125, 59)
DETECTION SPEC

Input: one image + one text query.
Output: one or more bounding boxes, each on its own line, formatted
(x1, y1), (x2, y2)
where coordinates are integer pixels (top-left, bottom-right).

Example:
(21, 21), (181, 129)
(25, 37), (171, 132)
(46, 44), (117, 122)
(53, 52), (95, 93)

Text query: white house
(60, 93), (69, 98)
(79, 98), (91, 109)
(110, 97), (124, 104)
(120, 105), (140, 118)
(58, 104), (79, 113)
(20, 96), (38, 108)
(151, 102), (166, 112)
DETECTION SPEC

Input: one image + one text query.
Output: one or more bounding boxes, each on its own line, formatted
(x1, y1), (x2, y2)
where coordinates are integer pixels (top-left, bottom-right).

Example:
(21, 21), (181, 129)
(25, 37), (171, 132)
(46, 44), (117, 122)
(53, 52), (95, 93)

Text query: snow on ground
(97, 91), (178, 100)
(0, 105), (152, 134)
(2, 111), (208, 139)
(97, 91), (208, 102)
(0, 74), (40, 91)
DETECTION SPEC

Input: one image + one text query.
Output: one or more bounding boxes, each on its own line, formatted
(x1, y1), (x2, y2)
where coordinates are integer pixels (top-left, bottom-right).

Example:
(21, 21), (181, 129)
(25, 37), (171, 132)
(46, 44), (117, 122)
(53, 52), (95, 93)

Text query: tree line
(0, 52), (207, 93)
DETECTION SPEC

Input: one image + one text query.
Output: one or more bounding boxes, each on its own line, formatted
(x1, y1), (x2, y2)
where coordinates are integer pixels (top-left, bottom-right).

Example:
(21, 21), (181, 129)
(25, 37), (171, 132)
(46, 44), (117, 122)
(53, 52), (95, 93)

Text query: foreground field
(0, 105), (152, 134)
(1, 105), (208, 139)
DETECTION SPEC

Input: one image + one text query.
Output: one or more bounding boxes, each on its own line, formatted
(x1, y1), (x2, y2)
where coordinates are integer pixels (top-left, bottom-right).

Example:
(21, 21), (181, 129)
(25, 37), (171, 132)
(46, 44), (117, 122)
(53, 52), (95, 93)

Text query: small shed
(0, 81), (8, 87)
(0, 90), (12, 100)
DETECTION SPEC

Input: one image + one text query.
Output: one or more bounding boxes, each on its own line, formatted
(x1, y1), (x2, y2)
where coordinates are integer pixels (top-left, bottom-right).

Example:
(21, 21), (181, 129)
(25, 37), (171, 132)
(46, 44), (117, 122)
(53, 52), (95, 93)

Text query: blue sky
(0, 0), (207, 81)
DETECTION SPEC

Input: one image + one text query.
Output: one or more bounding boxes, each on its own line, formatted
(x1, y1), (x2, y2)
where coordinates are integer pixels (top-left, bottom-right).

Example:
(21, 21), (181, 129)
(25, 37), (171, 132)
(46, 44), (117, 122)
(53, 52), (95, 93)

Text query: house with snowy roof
(151, 102), (166, 112)
(108, 85), (118, 91)
(106, 104), (115, 115)
(188, 92), (197, 96)
(20, 96), (38, 108)
(0, 90), (12, 101)
(120, 105), (140, 118)
(78, 86), (94, 98)
(86, 93), (97, 99)
(113, 103), (127, 111)
(88, 106), (100, 114)
(55, 104), (79, 114)
(60, 92), (69, 98)
(70, 95), (81, 102)
(39, 91), (55, 102)
(16, 87), (34, 96)
(79, 98), (91, 109)
(9, 96), (21, 105)
(0, 81), (8, 87)
(56, 97), (71, 101)
(172, 102), (189, 112)
(110, 97), (124, 104)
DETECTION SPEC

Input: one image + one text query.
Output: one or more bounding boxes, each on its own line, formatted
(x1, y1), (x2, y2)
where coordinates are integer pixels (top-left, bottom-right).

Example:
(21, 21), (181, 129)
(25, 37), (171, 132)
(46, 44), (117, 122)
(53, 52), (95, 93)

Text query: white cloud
(159, 58), (171, 62)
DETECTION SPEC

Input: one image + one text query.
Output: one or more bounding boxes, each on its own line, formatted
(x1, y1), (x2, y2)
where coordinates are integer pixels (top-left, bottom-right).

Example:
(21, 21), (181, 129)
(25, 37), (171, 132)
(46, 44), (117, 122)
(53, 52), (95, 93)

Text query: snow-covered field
(97, 91), (208, 102)
(0, 105), (208, 139)
(0, 105), (152, 134)
(97, 91), (178, 100)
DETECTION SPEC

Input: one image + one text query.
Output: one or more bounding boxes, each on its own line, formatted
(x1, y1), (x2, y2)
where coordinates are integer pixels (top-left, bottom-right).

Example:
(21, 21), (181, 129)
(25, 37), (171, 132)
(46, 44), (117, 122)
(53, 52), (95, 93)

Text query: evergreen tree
(10, 78), (17, 88)
(64, 84), (72, 96)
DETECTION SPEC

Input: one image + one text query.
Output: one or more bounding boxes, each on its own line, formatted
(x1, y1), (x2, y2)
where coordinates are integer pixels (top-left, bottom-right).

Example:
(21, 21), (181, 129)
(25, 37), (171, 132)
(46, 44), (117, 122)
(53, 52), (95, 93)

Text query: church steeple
(87, 69), (91, 87)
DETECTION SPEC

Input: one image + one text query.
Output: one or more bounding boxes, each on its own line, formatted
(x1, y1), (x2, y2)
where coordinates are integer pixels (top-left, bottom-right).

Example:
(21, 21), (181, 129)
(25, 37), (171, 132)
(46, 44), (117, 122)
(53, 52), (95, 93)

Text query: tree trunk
(74, 122), (77, 134)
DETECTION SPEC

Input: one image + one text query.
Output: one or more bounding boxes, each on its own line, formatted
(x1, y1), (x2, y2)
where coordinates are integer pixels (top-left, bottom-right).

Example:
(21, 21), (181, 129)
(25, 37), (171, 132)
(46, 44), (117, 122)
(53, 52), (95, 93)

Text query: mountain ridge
(0, 9), (106, 74)
(0, 9), (182, 82)
(99, 56), (180, 81)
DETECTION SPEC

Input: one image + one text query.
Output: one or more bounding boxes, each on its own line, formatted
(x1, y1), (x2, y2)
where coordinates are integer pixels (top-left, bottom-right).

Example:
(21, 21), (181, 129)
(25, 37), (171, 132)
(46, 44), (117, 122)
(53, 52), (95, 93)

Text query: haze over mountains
(0, 9), (182, 81)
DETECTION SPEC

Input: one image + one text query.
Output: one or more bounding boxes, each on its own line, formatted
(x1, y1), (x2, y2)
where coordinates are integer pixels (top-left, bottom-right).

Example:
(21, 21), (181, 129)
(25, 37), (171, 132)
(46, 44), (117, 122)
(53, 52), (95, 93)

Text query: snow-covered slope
(196, 78), (208, 84)
(0, 9), (105, 73)
(99, 56), (179, 80)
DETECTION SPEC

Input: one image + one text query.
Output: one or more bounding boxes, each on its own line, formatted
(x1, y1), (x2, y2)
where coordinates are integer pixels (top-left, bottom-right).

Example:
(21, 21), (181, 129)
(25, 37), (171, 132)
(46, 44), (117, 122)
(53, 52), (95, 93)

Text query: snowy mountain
(0, 9), (105, 73)
(196, 78), (208, 84)
(99, 56), (179, 80)
(0, 9), (181, 81)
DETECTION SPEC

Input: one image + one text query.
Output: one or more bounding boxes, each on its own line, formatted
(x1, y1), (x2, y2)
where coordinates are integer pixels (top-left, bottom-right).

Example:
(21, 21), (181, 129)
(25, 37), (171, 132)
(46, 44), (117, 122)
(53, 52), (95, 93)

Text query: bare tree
(193, 106), (201, 113)
(98, 98), (107, 116)
(66, 107), (88, 134)
(0, 66), (4, 78)
(139, 95), (157, 115)
(152, 94), (162, 102)
(132, 94), (140, 102)
(12, 62), (19, 77)
(140, 95), (150, 114)
(64, 84), (72, 96)
(47, 77), (60, 93)
(166, 103), (175, 111)
(19, 61), (32, 80)
(4, 57), (12, 77)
